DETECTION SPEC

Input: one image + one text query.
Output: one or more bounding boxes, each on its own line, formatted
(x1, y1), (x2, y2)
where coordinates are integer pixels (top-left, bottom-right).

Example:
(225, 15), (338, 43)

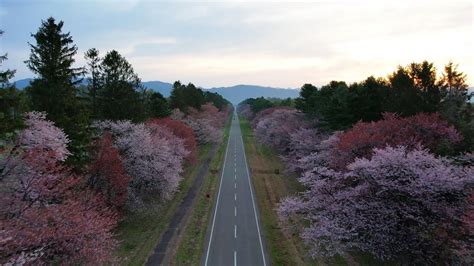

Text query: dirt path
(146, 144), (219, 265)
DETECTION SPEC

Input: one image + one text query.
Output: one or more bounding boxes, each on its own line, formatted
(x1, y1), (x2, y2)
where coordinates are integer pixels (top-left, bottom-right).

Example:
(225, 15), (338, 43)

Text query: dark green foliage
(0, 87), (29, 137)
(204, 91), (228, 111)
(437, 62), (473, 151)
(0, 30), (16, 88)
(386, 66), (422, 116)
(169, 81), (230, 113)
(24, 17), (90, 166)
(169, 81), (206, 113)
(95, 50), (145, 121)
(0, 30), (25, 138)
(84, 48), (101, 118)
(295, 61), (473, 139)
(144, 90), (170, 118)
(241, 97), (274, 113)
(295, 83), (318, 115)
(315, 81), (354, 130)
(348, 76), (388, 122)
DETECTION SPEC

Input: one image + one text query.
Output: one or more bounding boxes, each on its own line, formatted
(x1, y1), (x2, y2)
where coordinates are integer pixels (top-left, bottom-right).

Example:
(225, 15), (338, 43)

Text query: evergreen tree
(84, 48), (101, 117)
(25, 17), (89, 166)
(98, 50), (143, 120)
(145, 90), (170, 118)
(25, 17), (84, 123)
(1, 30), (26, 137)
(0, 30), (16, 88)
(438, 62), (473, 151)
(169, 81), (205, 113)
(408, 61), (440, 112)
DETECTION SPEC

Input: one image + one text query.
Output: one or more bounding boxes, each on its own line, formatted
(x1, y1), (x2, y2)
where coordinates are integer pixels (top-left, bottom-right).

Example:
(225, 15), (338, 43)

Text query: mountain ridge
(12, 78), (300, 104)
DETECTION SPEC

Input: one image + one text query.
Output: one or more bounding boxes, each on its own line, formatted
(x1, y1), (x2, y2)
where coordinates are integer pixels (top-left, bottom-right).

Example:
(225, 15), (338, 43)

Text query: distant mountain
(208, 85), (299, 104)
(142, 80), (173, 96)
(142, 82), (300, 103)
(12, 78), (299, 104)
(13, 78), (33, 89)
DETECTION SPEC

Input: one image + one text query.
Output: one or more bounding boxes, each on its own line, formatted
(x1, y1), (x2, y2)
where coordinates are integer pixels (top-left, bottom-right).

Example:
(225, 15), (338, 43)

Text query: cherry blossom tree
(283, 130), (340, 173)
(19, 111), (70, 162)
(331, 112), (462, 169)
(95, 120), (188, 207)
(1, 112), (117, 264)
(148, 117), (197, 163)
(89, 132), (131, 210)
(170, 105), (227, 145)
(237, 103), (254, 120)
(279, 146), (473, 263)
(254, 108), (308, 153)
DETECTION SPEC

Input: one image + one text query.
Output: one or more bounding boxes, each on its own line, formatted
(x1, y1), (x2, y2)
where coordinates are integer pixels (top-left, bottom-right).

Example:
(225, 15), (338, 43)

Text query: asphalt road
(202, 112), (268, 266)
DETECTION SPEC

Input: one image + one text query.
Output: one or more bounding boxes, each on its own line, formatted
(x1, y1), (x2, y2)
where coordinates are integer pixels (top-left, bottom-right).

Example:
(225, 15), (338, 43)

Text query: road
(203, 112), (268, 266)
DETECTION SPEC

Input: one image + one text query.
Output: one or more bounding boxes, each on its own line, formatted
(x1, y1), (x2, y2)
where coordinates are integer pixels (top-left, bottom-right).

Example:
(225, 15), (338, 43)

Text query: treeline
(238, 61), (473, 264)
(0, 17), (230, 165)
(0, 17), (231, 264)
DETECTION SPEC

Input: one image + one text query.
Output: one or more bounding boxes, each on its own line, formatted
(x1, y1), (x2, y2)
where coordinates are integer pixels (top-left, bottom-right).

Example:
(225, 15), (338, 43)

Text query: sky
(0, 0), (472, 88)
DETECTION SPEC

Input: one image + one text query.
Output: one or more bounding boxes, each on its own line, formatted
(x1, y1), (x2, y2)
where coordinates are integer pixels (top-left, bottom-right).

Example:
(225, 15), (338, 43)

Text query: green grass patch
(115, 144), (212, 266)
(172, 117), (232, 265)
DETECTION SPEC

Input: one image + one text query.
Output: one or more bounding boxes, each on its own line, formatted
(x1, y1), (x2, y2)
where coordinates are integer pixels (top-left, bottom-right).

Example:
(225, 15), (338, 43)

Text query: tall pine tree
(84, 48), (101, 118)
(98, 50), (143, 120)
(25, 17), (90, 166)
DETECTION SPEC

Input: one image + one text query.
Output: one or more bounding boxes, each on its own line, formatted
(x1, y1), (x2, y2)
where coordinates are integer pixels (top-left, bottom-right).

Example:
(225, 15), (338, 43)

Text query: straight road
(203, 111), (268, 266)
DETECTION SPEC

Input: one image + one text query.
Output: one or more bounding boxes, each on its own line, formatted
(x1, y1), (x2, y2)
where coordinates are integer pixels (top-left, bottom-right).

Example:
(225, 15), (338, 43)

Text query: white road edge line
(234, 251), (237, 266)
(240, 130), (267, 266)
(204, 116), (232, 266)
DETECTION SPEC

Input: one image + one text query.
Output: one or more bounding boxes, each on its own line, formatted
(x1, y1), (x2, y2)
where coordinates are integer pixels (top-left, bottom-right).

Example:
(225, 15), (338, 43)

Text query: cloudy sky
(0, 0), (472, 88)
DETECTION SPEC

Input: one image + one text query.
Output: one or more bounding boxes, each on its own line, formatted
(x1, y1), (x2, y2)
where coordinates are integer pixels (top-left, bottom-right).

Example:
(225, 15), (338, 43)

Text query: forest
(0, 17), (231, 264)
(238, 61), (473, 264)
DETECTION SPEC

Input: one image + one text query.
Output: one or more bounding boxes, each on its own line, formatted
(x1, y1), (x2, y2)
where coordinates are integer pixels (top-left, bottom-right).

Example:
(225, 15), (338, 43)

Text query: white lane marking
(240, 133), (267, 266)
(234, 193), (237, 201)
(234, 182), (236, 189)
(235, 206), (237, 216)
(235, 174), (236, 180)
(234, 251), (237, 266)
(204, 117), (232, 266)
(234, 224), (237, 238)
(234, 168), (236, 173)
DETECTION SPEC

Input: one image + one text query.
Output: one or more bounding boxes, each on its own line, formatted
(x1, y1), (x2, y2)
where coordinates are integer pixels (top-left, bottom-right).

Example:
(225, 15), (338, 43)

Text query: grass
(238, 116), (315, 265)
(172, 117), (232, 265)
(115, 144), (212, 266)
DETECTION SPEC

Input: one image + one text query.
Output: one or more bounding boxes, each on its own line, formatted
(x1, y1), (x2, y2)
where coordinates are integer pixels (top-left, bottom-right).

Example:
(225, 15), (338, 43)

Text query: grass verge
(172, 117), (232, 265)
(115, 144), (212, 266)
(239, 116), (317, 265)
